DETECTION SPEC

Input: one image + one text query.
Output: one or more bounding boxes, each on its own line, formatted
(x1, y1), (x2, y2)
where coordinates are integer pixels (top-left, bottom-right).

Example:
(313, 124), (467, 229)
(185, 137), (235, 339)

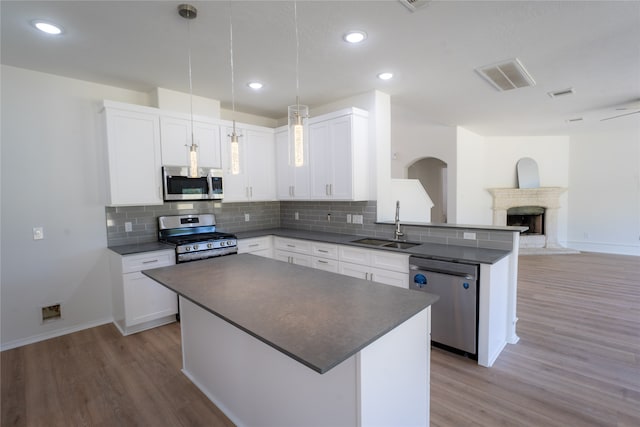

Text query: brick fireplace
(488, 187), (566, 249)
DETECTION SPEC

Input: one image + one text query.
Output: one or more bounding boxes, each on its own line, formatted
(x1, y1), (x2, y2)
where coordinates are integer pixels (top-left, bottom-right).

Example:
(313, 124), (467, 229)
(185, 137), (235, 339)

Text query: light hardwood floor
(2, 252), (639, 426)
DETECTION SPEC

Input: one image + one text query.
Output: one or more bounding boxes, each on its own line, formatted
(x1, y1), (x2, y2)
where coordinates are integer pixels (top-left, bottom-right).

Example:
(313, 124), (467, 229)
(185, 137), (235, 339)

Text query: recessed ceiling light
(31, 20), (63, 35)
(247, 82), (263, 90)
(343, 31), (367, 44)
(377, 72), (393, 80)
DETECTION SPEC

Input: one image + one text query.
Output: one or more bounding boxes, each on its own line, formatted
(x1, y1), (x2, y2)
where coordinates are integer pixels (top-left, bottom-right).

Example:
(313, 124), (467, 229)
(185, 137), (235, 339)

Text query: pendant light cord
(294, 0), (300, 111)
(187, 11), (195, 147)
(229, 2), (237, 133)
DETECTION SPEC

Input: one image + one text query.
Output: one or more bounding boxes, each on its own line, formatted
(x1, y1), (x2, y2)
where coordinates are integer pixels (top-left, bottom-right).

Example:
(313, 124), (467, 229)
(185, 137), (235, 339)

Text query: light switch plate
(125, 222), (133, 232)
(463, 232), (476, 240)
(33, 227), (44, 240)
(352, 215), (364, 224)
(244, 213), (250, 222)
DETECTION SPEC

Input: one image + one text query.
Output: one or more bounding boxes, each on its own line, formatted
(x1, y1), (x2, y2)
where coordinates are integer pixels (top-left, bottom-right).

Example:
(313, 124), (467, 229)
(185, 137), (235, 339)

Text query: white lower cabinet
(238, 236), (273, 258)
(274, 237), (313, 267)
(110, 249), (178, 335)
(338, 246), (409, 288)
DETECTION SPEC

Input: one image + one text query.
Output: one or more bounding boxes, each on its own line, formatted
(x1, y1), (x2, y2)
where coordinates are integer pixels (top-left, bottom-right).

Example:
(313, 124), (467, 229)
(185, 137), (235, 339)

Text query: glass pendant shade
(230, 132), (240, 175)
(289, 104), (308, 167)
(189, 142), (198, 178)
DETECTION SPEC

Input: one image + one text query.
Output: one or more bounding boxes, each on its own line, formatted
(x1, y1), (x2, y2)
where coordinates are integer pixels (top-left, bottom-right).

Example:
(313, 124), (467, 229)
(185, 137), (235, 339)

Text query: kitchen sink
(382, 241), (420, 249)
(352, 238), (421, 250)
(352, 238), (393, 246)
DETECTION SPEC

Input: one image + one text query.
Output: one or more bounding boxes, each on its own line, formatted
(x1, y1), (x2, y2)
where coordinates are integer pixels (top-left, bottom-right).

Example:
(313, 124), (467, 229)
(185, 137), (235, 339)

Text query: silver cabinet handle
(287, 244), (295, 248)
(250, 187), (253, 197)
(246, 187), (250, 198)
(317, 249), (328, 253)
(329, 184), (333, 196)
(365, 272), (369, 280)
(370, 273), (374, 281)
(291, 186), (295, 197)
(248, 243), (259, 248)
(142, 259), (159, 264)
(318, 260), (328, 264)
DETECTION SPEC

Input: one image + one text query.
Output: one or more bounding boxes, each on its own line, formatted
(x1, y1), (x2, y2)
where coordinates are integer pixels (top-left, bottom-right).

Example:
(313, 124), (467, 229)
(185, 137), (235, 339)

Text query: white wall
(390, 104), (457, 221)
(567, 124), (640, 255)
(0, 65), (150, 349)
(456, 127), (491, 225)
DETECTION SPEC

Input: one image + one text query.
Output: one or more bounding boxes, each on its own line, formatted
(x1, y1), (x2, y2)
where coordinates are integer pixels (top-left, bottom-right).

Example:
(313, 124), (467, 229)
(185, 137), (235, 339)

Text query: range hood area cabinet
(159, 115), (222, 169)
(102, 101), (164, 206)
(308, 108), (370, 201)
(220, 123), (277, 202)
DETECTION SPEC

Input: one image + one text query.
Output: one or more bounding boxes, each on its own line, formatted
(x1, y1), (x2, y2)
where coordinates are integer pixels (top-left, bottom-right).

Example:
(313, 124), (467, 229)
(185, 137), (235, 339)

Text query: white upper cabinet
(221, 123), (276, 202)
(159, 116), (222, 168)
(308, 108), (369, 201)
(276, 126), (311, 200)
(102, 101), (163, 206)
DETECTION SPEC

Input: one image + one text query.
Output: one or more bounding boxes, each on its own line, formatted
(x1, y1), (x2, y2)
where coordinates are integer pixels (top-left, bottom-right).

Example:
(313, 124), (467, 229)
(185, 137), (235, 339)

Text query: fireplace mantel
(488, 187), (567, 249)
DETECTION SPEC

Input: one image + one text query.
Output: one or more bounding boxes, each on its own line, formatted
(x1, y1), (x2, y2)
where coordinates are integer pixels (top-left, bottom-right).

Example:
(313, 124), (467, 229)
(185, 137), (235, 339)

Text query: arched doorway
(408, 157), (448, 223)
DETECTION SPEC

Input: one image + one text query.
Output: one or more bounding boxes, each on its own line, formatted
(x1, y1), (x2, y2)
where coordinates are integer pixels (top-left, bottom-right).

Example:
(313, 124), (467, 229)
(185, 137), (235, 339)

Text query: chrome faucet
(394, 200), (404, 241)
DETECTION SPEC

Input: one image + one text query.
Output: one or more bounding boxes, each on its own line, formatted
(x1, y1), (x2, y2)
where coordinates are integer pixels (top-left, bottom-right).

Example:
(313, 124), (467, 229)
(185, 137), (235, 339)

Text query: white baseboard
(566, 241), (640, 256)
(1, 317), (114, 352)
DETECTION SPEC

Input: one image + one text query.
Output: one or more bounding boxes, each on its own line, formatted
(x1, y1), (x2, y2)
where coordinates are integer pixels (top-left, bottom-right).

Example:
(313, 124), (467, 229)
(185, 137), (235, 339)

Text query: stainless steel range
(158, 214), (237, 263)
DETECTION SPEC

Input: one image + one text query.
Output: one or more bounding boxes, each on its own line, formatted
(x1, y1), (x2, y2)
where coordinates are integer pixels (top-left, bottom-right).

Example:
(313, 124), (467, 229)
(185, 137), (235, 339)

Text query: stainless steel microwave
(162, 166), (223, 201)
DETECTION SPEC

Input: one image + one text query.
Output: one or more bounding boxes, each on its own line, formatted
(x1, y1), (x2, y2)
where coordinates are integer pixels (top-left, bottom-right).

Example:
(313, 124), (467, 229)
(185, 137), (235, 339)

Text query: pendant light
(178, 4), (199, 178)
(288, 1), (308, 168)
(228, 2), (242, 175)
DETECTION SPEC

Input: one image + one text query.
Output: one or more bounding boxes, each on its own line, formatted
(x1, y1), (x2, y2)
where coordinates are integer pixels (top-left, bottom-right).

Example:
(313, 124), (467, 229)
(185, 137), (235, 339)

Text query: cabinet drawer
(122, 250), (175, 273)
(274, 237), (312, 254)
(370, 251), (409, 273)
(312, 242), (338, 260)
(274, 249), (312, 267)
(238, 236), (273, 254)
(312, 257), (339, 273)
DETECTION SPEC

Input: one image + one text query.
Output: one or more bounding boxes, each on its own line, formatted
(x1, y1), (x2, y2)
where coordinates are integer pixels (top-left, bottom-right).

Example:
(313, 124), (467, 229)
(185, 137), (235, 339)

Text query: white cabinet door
(246, 129), (276, 201)
(160, 116), (221, 168)
(339, 261), (370, 280)
(103, 104), (163, 206)
(309, 120), (333, 199)
(123, 272), (178, 326)
(369, 268), (409, 288)
(276, 127), (310, 200)
(222, 125), (276, 202)
(274, 249), (312, 267)
(308, 109), (369, 201)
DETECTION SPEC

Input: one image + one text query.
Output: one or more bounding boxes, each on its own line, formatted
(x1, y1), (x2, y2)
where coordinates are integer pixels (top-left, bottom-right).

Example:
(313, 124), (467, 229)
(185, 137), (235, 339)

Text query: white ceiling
(2, 0), (639, 136)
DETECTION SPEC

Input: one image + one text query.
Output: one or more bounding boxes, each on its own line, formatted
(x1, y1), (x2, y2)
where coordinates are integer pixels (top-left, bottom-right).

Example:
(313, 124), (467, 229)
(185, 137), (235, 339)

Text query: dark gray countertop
(236, 228), (511, 264)
(108, 241), (175, 255)
(143, 254), (439, 374)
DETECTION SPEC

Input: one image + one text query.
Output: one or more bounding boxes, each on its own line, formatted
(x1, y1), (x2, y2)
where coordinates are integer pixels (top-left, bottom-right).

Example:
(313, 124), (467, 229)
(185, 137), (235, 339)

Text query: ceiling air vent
(399, 0), (431, 13)
(548, 88), (575, 98)
(475, 58), (536, 91)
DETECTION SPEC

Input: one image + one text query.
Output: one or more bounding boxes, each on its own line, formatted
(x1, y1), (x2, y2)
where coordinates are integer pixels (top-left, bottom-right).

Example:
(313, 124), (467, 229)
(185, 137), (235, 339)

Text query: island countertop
(143, 254), (438, 374)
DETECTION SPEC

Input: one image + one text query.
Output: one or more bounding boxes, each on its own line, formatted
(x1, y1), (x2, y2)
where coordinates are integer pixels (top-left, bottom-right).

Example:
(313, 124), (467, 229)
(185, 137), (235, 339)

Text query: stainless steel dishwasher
(409, 256), (479, 357)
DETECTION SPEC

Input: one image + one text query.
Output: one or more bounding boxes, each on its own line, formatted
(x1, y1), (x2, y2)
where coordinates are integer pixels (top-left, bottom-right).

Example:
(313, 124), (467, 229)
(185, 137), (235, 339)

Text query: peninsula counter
(143, 254), (439, 427)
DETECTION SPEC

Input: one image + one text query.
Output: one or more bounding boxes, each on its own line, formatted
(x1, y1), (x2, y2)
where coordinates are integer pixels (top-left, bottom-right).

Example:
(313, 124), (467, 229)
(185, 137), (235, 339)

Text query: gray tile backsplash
(106, 200), (516, 251)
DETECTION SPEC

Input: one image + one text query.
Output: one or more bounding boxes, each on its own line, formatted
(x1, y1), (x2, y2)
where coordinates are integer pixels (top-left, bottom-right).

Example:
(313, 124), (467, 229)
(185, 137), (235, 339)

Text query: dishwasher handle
(409, 264), (475, 280)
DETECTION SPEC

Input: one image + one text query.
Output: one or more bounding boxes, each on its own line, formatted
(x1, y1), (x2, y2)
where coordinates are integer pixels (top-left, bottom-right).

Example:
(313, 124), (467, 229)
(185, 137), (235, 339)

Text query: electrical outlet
(295, 212), (299, 220)
(177, 203), (194, 210)
(244, 213), (250, 222)
(327, 213), (331, 222)
(463, 232), (476, 240)
(346, 214), (352, 223)
(125, 222), (133, 232)
(352, 214), (363, 224)
(33, 227), (44, 240)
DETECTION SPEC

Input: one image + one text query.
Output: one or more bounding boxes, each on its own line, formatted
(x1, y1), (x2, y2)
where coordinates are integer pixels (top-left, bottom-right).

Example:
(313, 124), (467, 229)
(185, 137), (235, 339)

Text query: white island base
(180, 297), (431, 427)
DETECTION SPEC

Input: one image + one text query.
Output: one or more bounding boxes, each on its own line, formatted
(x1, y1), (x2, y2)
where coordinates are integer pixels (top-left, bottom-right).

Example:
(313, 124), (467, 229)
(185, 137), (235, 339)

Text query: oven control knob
(185, 246), (191, 252)
(207, 243), (213, 249)
(220, 241), (226, 246)
(193, 244), (199, 250)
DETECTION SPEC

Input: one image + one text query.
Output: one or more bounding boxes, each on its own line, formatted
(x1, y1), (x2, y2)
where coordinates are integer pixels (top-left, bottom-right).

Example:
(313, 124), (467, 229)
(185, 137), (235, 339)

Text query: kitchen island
(143, 254), (438, 427)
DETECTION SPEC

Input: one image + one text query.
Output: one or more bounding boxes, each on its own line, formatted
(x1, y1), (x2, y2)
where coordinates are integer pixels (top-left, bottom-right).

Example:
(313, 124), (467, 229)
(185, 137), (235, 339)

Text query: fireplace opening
(507, 206), (545, 235)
